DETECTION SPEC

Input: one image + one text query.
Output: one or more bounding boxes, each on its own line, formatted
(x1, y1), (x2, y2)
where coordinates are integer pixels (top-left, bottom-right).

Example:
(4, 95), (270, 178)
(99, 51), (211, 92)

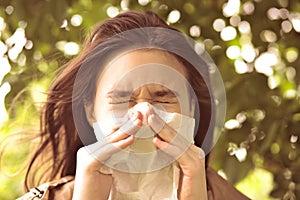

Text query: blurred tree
(0, 0), (299, 199)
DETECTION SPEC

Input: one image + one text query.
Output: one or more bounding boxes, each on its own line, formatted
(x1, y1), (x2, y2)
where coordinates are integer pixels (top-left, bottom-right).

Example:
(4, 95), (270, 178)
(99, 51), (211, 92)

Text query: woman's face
(93, 50), (189, 122)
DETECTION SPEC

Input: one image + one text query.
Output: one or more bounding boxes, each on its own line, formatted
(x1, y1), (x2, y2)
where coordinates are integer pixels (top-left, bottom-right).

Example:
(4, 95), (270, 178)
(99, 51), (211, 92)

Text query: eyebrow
(105, 90), (132, 98)
(105, 88), (179, 98)
(153, 90), (178, 98)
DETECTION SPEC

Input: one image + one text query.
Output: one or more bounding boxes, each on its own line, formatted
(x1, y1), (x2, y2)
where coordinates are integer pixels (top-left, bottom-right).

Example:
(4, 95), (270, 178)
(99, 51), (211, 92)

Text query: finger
(153, 136), (182, 157)
(104, 111), (143, 136)
(148, 112), (176, 143)
(153, 137), (205, 165)
(153, 136), (195, 166)
(190, 145), (206, 160)
(98, 135), (135, 161)
(86, 135), (135, 162)
(106, 112), (143, 143)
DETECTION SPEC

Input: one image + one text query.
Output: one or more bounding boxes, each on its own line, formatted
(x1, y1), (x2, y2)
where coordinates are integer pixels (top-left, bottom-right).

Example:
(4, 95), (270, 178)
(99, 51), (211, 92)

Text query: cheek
(151, 102), (181, 114)
(94, 97), (130, 121)
(161, 103), (181, 113)
(93, 92), (110, 121)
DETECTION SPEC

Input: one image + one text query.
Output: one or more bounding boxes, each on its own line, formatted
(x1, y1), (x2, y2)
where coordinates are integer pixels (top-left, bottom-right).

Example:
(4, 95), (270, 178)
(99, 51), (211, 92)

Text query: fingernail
(149, 107), (154, 115)
(149, 114), (160, 133)
(148, 114), (154, 124)
(131, 112), (138, 120)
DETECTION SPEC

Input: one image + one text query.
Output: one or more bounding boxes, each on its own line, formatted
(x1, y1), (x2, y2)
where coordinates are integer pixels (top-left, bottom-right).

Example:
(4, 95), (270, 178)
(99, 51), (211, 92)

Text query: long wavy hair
(9, 11), (213, 191)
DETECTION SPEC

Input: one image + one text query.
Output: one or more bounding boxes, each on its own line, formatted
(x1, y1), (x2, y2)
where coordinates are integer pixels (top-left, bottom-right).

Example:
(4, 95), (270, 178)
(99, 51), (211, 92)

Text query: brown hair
(20, 10), (212, 191)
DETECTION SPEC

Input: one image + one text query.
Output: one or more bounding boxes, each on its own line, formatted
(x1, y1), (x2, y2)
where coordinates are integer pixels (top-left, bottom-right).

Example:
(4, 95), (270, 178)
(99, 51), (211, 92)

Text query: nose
(132, 87), (153, 104)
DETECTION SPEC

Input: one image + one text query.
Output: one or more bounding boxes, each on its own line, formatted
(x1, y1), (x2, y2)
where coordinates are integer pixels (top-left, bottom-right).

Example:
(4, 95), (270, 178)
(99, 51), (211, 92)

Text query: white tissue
(92, 103), (195, 200)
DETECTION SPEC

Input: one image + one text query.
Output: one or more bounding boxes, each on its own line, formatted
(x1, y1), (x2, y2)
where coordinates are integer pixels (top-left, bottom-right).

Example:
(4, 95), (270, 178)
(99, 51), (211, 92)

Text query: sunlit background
(0, 0), (299, 199)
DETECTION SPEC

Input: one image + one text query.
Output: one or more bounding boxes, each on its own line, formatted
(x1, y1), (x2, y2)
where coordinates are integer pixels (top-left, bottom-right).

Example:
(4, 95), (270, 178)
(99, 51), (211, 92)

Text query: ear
(84, 102), (96, 126)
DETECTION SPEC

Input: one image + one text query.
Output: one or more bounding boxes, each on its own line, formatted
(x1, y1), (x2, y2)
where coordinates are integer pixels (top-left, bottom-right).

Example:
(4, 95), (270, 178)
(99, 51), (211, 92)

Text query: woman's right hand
(72, 111), (142, 200)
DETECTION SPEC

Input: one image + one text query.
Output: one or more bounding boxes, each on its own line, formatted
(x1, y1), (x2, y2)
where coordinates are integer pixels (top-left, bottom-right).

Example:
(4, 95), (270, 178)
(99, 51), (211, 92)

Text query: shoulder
(17, 176), (74, 200)
(206, 167), (251, 200)
(17, 168), (250, 200)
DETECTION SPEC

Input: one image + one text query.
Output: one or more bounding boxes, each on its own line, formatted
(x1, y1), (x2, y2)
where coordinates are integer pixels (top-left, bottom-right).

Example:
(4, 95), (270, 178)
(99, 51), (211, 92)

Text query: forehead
(98, 49), (188, 87)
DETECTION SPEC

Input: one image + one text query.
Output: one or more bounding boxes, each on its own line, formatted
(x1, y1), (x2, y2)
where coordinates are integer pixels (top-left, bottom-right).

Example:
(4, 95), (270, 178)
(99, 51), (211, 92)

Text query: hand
(72, 112), (143, 200)
(148, 110), (208, 200)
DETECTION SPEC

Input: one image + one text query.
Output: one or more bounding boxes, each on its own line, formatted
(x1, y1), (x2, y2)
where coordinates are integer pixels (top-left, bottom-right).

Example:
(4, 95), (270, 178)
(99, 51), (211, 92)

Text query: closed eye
(110, 98), (134, 104)
(106, 89), (134, 104)
(153, 100), (177, 104)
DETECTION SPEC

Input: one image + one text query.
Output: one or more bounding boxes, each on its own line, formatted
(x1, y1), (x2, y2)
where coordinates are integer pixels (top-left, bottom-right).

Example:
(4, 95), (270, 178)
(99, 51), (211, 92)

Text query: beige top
(17, 167), (250, 200)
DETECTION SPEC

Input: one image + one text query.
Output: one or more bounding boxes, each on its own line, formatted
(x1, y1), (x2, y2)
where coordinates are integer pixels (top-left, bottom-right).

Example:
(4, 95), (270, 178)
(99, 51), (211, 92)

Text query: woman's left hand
(148, 111), (208, 200)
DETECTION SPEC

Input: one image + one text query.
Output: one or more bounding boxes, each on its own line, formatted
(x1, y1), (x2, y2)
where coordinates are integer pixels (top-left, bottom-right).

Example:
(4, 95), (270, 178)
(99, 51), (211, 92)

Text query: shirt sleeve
(16, 176), (74, 200)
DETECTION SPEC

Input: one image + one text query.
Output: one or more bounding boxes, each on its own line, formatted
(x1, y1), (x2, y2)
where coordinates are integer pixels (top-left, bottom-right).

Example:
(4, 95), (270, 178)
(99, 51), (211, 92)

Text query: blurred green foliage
(0, 0), (299, 199)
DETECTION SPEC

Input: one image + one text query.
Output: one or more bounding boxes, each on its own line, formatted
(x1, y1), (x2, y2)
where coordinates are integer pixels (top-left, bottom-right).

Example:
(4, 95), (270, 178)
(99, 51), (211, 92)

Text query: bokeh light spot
(288, 150), (297, 160)
(17, 53), (26, 66)
(56, 41), (80, 56)
(220, 26), (237, 41)
(241, 45), (256, 62)
(204, 39), (214, 49)
(270, 143), (280, 154)
(106, 6), (119, 18)
(64, 42), (80, 56)
(254, 52), (277, 76)
(225, 119), (241, 130)
(138, 0), (150, 6)
(217, 170), (228, 180)
(183, 3), (195, 14)
(267, 7), (280, 20)
(286, 67), (296, 81)
(194, 42), (205, 55)
(189, 25), (201, 37)
(236, 112), (247, 123)
(290, 13), (300, 32)
(6, 28), (27, 61)
(260, 30), (277, 43)
(285, 47), (298, 63)
(30, 84), (47, 104)
(281, 20), (293, 33)
(0, 82), (11, 127)
(242, 1), (255, 15)
(213, 18), (226, 32)
(279, 8), (289, 20)
(18, 21), (27, 29)
(71, 14), (83, 27)
(37, 62), (48, 73)
(226, 45), (240, 59)
(234, 147), (247, 162)
(158, 4), (168, 11)
(25, 40), (33, 50)
(5, 5), (14, 15)
(268, 75), (280, 89)
(0, 17), (6, 31)
(0, 57), (11, 84)
(0, 41), (7, 57)
(229, 15), (241, 27)
(290, 135), (298, 143)
(223, 0), (241, 17)
(33, 51), (42, 61)
(283, 88), (297, 99)
(234, 59), (248, 74)
(167, 10), (181, 24)
(238, 21), (251, 34)
(120, 0), (129, 10)
(61, 19), (68, 29)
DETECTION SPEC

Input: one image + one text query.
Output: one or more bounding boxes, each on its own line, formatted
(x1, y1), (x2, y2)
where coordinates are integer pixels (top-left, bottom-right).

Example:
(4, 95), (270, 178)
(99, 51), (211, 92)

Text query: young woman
(16, 11), (249, 199)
